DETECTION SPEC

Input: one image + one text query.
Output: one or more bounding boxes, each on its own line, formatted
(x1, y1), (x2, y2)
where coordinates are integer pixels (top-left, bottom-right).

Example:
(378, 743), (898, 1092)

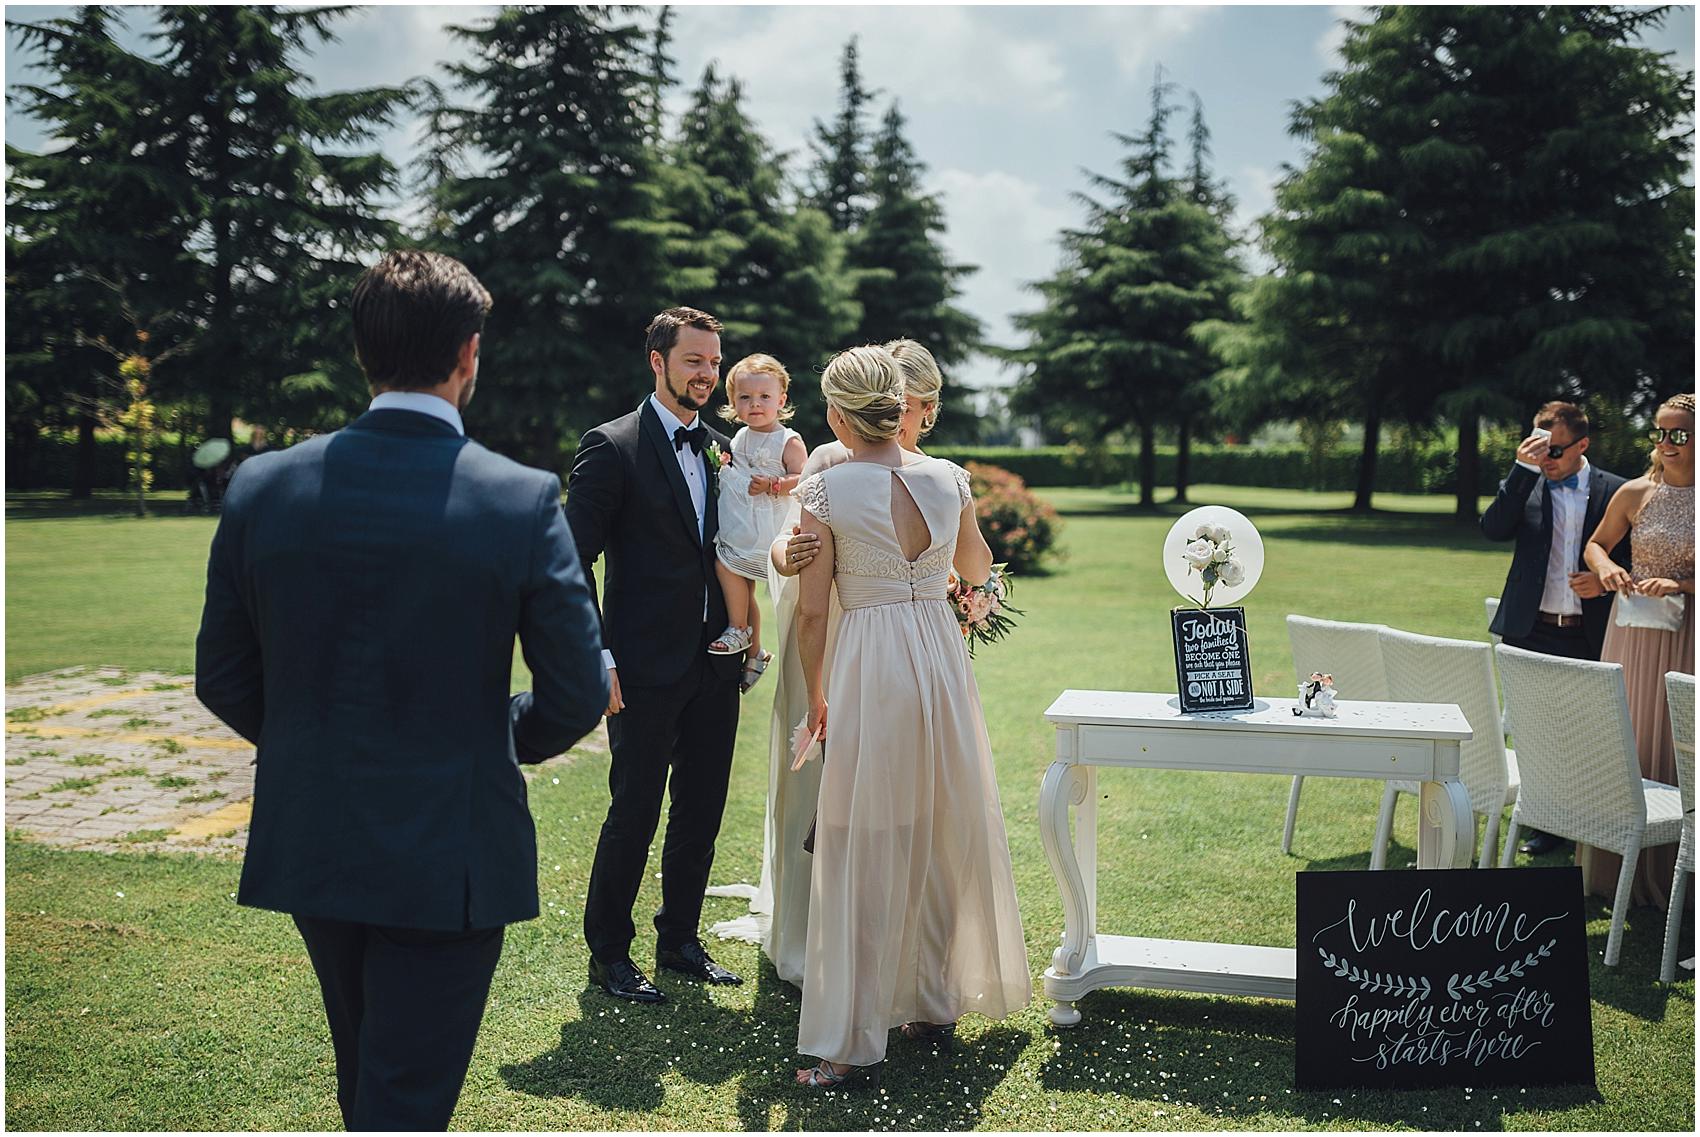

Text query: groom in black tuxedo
(196, 250), (608, 1129)
(568, 307), (744, 1002)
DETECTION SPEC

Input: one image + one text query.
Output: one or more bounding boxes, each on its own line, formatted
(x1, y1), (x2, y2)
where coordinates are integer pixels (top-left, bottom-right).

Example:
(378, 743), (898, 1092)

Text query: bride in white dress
(710, 341), (947, 988)
(791, 345), (1029, 1089)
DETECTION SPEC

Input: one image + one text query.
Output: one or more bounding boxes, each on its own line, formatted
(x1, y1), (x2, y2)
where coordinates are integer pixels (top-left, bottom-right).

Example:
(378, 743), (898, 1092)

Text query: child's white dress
(715, 425), (802, 580)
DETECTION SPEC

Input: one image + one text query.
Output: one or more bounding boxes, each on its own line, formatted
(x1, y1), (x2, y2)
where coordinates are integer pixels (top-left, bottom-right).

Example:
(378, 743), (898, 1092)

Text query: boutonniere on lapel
(703, 439), (730, 491)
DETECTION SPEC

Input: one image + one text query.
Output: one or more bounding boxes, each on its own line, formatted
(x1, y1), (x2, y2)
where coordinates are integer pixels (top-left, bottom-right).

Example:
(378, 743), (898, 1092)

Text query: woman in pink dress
(1580, 392), (1696, 908)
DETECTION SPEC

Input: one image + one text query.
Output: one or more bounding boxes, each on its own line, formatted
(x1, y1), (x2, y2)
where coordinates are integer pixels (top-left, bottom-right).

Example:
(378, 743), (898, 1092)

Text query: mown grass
(4, 484), (1692, 1131)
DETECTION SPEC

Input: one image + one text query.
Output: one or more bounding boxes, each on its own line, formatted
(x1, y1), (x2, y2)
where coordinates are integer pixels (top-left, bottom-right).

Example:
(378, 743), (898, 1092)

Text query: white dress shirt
(647, 394), (707, 539)
(368, 390), (465, 435)
(602, 396), (710, 673)
(1524, 457), (1590, 617)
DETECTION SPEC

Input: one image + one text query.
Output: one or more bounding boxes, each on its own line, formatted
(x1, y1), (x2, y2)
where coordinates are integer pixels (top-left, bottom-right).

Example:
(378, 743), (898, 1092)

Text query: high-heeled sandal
(795, 1059), (883, 1090)
(898, 1020), (957, 1049)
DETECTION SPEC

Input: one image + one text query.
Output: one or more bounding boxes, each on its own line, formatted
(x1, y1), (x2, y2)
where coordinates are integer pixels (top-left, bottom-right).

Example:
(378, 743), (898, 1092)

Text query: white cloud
(927, 168), (1074, 370)
(1085, 5), (1216, 80)
(1316, 6), (1367, 67)
(668, 6), (1075, 159)
(1229, 164), (1278, 273)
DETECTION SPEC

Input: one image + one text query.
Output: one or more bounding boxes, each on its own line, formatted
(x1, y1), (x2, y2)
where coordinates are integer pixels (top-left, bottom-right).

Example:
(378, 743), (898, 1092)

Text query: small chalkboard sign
(1296, 867), (1594, 1090)
(1171, 606), (1254, 713)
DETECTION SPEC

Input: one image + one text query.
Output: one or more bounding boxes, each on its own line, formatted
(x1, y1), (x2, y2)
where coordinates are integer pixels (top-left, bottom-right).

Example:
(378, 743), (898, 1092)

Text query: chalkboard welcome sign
(1296, 867), (1594, 1090)
(1171, 606), (1254, 713)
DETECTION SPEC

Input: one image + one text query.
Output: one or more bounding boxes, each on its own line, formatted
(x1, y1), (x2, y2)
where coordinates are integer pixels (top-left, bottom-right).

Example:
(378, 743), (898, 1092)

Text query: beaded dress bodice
(1632, 481), (1695, 582)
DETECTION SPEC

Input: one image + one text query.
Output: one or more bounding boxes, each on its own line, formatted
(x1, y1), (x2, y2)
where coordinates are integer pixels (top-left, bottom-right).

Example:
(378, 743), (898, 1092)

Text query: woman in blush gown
(710, 341), (950, 989)
(790, 345), (1028, 1089)
(1579, 392), (1695, 909)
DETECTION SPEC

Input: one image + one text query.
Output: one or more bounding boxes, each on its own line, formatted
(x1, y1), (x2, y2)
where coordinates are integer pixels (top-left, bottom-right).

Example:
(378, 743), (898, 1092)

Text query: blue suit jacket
(1480, 461), (1631, 658)
(195, 408), (608, 930)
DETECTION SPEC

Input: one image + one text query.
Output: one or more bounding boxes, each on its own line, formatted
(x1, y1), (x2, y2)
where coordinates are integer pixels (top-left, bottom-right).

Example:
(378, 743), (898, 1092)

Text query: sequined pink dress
(1581, 480), (1695, 909)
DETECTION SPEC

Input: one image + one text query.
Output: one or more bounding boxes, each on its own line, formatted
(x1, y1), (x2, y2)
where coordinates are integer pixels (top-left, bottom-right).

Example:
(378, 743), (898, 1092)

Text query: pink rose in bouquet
(946, 563), (1022, 656)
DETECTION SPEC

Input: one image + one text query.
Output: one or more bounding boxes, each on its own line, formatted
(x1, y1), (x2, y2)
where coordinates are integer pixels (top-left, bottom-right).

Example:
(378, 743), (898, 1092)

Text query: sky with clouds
(7, 4), (1694, 394)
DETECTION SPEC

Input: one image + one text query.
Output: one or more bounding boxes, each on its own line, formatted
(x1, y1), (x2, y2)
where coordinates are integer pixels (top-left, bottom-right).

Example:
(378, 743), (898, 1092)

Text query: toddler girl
(710, 354), (808, 691)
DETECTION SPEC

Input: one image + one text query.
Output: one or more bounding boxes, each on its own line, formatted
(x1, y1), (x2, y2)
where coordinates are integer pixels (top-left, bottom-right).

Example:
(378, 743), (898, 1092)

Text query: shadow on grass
(1040, 988), (1602, 1129)
(499, 961), (1029, 1130)
(6, 491), (198, 522)
(1047, 497), (1366, 521)
(1266, 519), (1500, 553)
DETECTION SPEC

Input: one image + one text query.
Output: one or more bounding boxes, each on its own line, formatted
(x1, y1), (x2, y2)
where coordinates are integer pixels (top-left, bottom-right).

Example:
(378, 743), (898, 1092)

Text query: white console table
(1039, 690), (1473, 1027)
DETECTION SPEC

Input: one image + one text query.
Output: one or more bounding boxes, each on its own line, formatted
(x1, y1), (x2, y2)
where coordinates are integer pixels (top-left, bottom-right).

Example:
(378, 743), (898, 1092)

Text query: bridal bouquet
(947, 564), (1021, 656)
(1181, 522), (1245, 609)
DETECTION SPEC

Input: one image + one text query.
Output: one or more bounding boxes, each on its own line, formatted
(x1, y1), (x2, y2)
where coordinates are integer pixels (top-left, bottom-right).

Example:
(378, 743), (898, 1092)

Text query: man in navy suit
(567, 308), (745, 1003)
(196, 250), (607, 1130)
(1482, 399), (1630, 855)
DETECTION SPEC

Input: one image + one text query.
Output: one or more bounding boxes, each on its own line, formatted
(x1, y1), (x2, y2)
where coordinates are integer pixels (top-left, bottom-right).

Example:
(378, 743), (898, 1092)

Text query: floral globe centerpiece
(1161, 506), (1265, 713)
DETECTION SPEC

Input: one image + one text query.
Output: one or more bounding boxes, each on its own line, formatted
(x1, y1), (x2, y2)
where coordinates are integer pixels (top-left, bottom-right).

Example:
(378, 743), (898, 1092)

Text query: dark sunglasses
(1648, 428), (1692, 446)
(1543, 436), (1585, 460)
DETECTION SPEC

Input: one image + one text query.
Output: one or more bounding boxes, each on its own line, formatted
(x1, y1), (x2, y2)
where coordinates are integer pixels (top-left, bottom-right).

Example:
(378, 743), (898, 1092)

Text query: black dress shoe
(589, 956), (667, 1003)
(656, 940), (742, 985)
(1519, 830), (1568, 856)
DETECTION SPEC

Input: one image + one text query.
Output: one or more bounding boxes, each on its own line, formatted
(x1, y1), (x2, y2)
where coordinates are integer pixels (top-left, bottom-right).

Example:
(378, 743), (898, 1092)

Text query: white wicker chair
(1661, 671), (1695, 983)
(1484, 597), (1501, 645)
(1282, 615), (1391, 854)
(1373, 629), (1520, 869)
(1495, 645), (1684, 966)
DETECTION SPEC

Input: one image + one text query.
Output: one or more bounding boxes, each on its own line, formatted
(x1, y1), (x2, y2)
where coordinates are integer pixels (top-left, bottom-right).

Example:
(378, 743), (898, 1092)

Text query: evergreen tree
(670, 65), (859, 435)
(6, 6), (198, 493)
(1171, 93), (1243, 502)
(809, 37), (876, 233)
(144, 6), (410, 439)
(642, 6), (675, 144)
(851, 102), (982, 440)
(425, 5), (711, 468)
(1009, 72), (1241, 507)
(1245, 6), (1694, 521)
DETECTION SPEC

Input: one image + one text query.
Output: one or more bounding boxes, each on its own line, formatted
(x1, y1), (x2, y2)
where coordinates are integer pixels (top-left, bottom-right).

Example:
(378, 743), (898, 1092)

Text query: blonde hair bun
(821, 345), (906, 442)
(885, 338), (943, 434)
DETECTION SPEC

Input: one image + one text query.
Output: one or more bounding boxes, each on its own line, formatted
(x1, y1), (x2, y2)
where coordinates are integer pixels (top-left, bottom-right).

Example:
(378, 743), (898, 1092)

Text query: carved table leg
(1040, 758), (1094, 1027)
(1418, 778), (1474, 870)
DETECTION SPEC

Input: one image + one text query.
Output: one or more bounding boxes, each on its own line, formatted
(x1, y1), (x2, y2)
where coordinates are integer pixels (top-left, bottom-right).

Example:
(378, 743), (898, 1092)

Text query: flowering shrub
(964, 461), (1062, 574)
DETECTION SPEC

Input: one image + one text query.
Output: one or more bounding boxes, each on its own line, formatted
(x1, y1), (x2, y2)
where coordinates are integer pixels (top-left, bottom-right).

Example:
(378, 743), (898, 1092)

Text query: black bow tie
(673, 425), (707, 454)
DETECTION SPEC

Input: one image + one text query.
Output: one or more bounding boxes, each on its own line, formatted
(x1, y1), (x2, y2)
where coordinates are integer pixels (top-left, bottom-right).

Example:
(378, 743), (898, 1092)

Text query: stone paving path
(5, 666), (603, 856)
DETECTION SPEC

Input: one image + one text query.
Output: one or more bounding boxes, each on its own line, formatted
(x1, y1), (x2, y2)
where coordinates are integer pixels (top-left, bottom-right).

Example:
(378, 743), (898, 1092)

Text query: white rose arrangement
(1182, 522), (1244, 609)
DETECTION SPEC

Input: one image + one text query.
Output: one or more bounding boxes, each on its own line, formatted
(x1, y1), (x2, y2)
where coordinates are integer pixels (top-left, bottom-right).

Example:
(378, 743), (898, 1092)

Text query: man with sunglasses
(1481, 400), (1632, 856)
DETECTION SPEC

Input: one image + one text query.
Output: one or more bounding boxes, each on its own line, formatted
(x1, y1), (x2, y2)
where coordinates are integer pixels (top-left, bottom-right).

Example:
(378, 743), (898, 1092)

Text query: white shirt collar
(369, 391), (464, 436)
(648, 392), (699, 436)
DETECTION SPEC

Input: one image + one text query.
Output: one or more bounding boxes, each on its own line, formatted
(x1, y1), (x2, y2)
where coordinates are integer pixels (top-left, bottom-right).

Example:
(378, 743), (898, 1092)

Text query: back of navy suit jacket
(195, 409), (608, 930)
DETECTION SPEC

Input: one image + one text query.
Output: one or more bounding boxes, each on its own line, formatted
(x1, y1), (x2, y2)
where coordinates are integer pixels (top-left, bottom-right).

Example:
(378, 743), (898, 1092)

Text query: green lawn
(5, 485), (1693, 1131)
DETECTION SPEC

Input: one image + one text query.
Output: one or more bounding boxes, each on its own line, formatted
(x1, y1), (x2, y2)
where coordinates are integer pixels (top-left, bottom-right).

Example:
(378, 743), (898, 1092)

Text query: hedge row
(9, 434), (195, 492)
(925, 436), (1654, 495)
(13, 431), (1657, 496)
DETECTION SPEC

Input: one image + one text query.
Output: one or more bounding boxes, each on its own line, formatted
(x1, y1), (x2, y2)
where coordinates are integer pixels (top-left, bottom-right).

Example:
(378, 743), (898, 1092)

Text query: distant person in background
(1580, 392), (1696, 909)
(1481, 400), (1630, 857)
(245, 425), (271, 459)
